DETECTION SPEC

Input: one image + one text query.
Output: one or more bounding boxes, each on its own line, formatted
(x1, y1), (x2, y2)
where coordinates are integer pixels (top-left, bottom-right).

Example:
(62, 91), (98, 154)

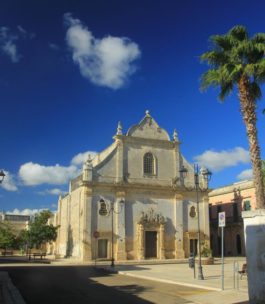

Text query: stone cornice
(113, 134), (180, 149)
(209, 180), (254, 197)
(81, 180), (189, 196)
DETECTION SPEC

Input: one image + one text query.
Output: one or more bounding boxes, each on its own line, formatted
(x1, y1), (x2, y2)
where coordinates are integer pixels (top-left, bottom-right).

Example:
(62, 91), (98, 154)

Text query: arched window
(99, 199), (108, 216)
(143, 153), (155, 175)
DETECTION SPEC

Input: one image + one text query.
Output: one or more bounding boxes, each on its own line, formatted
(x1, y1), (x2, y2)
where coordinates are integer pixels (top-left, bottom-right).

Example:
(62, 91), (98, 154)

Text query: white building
(54, 111), (210, 261)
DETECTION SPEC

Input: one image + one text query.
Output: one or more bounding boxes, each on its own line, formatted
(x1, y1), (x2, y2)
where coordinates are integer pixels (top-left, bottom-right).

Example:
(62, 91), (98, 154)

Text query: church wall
(57, 188), (83, 258)
(124, 192), (177, 259)
(57, 195), (69, 256)
(124, 143), (176, 182)
(94, 149), (118, 182)
(68, 188), (82, 257)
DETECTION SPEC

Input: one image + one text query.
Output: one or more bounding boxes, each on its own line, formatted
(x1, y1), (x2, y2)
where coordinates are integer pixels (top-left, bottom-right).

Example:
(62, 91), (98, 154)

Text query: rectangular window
(98, 239), (108, 259)
(233, 203), (238, 221)
(243, 200), (251, 211)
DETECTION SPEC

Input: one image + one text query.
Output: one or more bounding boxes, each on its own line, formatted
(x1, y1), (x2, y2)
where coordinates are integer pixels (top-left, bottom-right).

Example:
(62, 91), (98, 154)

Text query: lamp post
(0, 170), (5, 184)
(180, 164), (212, 280)
(109, 200), (124, 267)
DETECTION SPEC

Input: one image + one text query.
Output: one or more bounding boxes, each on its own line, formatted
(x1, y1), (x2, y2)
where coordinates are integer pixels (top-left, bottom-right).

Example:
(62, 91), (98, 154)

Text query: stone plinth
(242, 209), (265, 304)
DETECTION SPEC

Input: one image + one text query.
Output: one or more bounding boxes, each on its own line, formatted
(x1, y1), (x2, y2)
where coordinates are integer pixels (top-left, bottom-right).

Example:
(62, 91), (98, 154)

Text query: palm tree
(200, 25), (265, 209)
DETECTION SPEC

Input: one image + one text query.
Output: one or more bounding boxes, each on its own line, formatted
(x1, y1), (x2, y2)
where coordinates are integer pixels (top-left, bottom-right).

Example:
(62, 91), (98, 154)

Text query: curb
(117, 270), (222, 291)
(95, 266), (221, 292)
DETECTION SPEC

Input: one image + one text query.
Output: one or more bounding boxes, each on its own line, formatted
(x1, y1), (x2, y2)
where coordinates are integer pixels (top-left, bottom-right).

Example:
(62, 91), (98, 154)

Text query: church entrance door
(145, 231), (157, 258)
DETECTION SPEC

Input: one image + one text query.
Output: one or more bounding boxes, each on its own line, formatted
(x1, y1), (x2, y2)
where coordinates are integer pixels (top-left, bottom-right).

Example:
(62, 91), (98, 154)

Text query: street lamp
(109, 200), (124, 267)
(0, 170), (5, 184)
(180, 164), (212, 280)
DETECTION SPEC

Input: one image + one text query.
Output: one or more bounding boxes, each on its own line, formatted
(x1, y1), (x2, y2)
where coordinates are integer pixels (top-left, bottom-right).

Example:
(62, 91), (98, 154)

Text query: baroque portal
(137, 208), (166, 260)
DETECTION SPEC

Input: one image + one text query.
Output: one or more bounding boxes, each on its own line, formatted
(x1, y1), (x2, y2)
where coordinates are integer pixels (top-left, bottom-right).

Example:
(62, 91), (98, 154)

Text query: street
(2, 265), (210, 304)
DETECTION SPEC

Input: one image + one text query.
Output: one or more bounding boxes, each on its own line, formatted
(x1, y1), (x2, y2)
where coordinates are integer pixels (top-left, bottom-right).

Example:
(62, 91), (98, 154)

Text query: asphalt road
(2, 265), (210, 304)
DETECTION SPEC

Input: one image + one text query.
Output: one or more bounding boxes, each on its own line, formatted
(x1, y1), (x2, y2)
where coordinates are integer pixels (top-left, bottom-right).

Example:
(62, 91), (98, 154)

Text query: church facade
(54, 111), (210, 261)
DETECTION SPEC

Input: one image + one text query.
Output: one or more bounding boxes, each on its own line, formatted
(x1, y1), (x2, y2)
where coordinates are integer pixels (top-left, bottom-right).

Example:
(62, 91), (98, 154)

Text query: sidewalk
(0, 256), (249, 304)
(99, 258), (249, 304)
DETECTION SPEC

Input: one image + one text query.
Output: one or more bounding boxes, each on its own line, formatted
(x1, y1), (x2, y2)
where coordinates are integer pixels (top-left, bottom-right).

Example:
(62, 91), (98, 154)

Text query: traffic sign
(218, 211), (226, 227)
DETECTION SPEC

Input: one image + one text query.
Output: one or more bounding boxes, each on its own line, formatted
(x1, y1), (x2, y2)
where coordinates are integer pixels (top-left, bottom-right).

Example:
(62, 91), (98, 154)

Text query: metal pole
(193, 240), (196, 279)
(233, 261), (235, 289)
(195, 164), (204, 280)
(111, 203), (114, 267)
(221, 226), (224, 290)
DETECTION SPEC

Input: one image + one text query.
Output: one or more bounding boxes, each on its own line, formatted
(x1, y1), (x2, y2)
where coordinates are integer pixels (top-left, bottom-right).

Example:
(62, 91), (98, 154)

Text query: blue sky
(1, 0), (265, 214)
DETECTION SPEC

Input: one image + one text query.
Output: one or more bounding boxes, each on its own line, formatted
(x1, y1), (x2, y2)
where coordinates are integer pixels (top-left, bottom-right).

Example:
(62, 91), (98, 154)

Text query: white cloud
(237, 169), (253, 180)
(9, 150), (97, 188)
(6, 208), (42, 216)
(194, 147), (250, 172)
(64, 13), (141, 89)
(38, 188), (67, 196)
(71, 150), (97, 166)
(0, 27), (20, 62)
(0, 26), (35, 63)
(1, 171), (18, 191)
(19, 162), (79, 186)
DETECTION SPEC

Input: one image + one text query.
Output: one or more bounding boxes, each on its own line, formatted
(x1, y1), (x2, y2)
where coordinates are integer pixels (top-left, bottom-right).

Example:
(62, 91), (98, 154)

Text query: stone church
(54, 111), (210, 261)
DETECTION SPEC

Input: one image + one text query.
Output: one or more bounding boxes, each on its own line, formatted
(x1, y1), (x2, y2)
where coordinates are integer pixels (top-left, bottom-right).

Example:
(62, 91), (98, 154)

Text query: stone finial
(145, 110), (151, 117)
(173, 129), (179, 141)
(116, 121), (123, 135)
(83, 154), (93, 182)
(83, 154), (93, 169)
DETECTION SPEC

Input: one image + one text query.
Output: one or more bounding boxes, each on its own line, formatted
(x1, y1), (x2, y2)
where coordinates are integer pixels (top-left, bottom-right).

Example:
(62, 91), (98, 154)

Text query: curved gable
(127, 111), (170, 140)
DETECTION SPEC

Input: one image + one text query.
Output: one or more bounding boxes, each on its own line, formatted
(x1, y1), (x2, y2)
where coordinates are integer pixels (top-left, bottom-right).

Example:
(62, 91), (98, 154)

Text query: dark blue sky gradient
(1, 0), (265, 212)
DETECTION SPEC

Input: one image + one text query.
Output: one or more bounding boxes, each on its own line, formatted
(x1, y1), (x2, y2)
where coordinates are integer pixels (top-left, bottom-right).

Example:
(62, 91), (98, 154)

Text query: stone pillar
(159, 224), (165, 259)
(242, 210), (265, 304)
(138, 224), (144, 260)
(174, 194), (185, 258)
(81, 187), (93, 260)
(115, 191), (126, 260)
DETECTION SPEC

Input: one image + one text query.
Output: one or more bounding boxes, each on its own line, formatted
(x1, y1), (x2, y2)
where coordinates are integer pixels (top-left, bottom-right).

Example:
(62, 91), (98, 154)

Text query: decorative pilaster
(202, 194), (210, 241)
(138, 224), (145, 260)
(160, 224), (165, 259)
(115, 139), (124, 183)
(174, 194), (185, 258)
(81, 187), (93, 260)
(115, 191), (126, 260)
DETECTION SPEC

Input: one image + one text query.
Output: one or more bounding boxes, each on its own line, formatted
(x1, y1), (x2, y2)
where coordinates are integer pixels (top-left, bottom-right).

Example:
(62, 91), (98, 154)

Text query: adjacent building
(0, 212), (30, 233)
(209, 180), (255, 257)
(54, 111), (211, 261)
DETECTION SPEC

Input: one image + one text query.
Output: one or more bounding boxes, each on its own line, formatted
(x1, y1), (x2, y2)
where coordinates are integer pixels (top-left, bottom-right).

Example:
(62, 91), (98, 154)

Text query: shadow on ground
(2, 265), (153, 304)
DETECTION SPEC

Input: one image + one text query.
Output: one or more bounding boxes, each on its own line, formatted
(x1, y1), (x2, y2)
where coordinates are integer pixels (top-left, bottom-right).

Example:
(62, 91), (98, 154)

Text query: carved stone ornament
(138, 208), (165, 226)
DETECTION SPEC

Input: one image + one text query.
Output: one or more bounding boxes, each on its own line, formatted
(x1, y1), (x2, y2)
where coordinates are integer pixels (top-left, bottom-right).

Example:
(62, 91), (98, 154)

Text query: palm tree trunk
(238, 76), (265, 209)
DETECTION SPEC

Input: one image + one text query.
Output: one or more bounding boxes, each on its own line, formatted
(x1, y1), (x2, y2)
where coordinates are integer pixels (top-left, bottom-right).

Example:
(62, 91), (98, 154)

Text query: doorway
(190, 239), (198, 256)
(145, 231), (157, 258)
(236, 234), (242, 255)
(98, 239), (108, 259)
